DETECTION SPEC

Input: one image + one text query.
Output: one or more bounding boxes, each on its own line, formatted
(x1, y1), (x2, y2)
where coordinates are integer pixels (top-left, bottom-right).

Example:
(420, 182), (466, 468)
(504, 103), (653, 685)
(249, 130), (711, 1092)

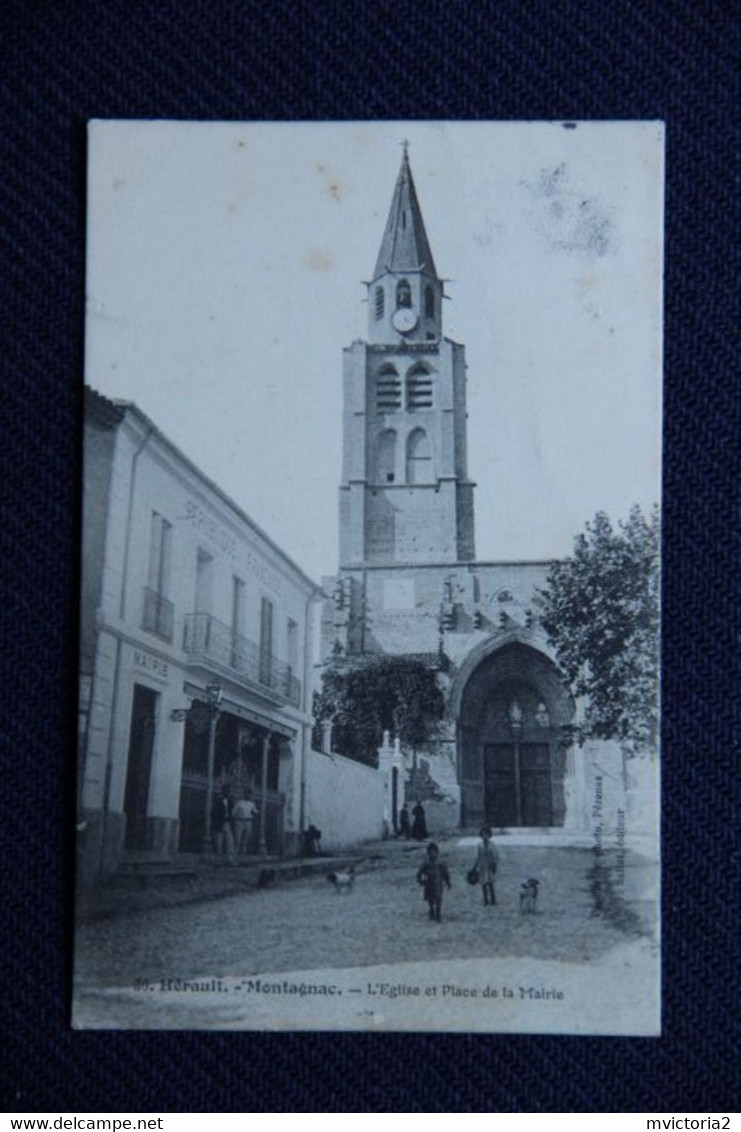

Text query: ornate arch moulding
(446, 626), (571, 724)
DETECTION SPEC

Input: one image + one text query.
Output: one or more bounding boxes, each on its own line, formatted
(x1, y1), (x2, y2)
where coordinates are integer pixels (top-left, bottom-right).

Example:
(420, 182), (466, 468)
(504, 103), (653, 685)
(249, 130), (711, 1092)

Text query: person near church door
(411, 801), (428, 840)
(232, 791), (258, 856)
(475, 825), (499, 906)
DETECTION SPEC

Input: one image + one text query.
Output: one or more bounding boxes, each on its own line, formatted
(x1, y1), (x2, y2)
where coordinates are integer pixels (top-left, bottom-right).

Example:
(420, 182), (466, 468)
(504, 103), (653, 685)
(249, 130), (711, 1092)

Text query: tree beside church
(313, 652), (447, 768)
(538, 505), (660, 755)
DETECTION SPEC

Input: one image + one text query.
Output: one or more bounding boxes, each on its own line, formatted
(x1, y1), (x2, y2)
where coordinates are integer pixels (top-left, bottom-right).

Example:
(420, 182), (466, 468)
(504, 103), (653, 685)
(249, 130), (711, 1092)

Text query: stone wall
(364, 481), (460, 563)
(322, 559), (552, 660)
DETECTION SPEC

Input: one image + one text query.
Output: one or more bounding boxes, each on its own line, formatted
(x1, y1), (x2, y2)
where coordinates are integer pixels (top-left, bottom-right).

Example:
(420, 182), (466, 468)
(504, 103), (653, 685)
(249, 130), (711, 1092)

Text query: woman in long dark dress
(411, 801), (428, 840)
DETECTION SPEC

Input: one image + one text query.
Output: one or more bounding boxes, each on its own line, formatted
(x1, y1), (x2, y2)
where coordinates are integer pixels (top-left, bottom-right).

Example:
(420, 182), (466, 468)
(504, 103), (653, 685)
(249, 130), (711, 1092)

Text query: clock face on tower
(392, 306), (418, 333)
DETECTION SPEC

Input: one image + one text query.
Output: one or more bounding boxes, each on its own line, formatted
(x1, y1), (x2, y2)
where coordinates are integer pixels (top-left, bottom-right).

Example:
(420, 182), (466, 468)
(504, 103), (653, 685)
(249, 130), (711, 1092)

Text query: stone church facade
(321, 148), (647, 843)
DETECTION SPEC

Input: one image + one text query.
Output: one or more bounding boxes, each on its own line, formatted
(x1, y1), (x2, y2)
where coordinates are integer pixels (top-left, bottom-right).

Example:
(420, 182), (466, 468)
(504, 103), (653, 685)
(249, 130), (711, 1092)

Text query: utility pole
(259, 731), (269, 856)
(202, 680), (223, 852)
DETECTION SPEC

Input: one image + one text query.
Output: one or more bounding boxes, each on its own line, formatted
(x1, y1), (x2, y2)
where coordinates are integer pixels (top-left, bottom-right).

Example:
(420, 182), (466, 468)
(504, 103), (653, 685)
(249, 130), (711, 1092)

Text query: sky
(86, 120), (664, 583)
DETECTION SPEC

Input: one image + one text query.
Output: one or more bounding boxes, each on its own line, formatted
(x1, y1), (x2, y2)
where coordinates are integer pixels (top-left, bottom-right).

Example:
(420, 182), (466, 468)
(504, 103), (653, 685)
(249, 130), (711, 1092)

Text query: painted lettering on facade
(243, 548), (287, 601)
(183, 499), (237, 559)
(182, 499), (294, 602)
(134, 648), (170, 680)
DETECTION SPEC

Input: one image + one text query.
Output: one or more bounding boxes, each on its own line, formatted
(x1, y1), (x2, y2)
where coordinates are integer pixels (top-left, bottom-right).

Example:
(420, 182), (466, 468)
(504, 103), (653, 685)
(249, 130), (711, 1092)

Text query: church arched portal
(457, 643), (575, 829)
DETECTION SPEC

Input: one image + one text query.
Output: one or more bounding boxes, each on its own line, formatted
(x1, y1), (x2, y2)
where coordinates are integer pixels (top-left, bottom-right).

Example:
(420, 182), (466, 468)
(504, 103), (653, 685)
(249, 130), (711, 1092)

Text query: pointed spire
(373, 145), (437, 280)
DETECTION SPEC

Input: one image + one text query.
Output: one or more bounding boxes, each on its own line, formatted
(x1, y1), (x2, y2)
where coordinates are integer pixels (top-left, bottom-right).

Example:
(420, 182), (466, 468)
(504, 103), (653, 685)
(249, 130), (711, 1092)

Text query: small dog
(519, 878), (540, 914)
(327, 867), (355, 894)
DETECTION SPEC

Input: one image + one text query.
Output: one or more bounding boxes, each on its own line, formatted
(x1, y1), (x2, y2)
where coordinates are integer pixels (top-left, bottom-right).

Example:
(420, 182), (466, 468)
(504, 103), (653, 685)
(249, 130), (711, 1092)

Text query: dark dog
(519, 878), (539, 914)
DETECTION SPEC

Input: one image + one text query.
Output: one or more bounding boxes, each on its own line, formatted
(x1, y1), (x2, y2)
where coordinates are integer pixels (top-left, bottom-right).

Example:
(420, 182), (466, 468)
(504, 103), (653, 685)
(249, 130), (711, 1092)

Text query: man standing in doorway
(211, 787), (235, 863)
(232, 790), (259, 857)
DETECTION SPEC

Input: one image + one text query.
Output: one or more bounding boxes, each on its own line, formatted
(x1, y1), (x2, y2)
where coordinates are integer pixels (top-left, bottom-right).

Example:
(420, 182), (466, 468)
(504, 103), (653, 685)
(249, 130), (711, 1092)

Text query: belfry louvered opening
(376, 365), (402, 412)
(407, 365), (433, 410)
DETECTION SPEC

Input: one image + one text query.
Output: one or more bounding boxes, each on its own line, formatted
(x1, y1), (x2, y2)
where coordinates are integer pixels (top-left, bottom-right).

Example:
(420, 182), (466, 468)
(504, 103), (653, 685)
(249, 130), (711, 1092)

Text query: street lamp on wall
(508, 698), (523, 737)
(206, 680), (223, 709)
(508, 698), (524, 825)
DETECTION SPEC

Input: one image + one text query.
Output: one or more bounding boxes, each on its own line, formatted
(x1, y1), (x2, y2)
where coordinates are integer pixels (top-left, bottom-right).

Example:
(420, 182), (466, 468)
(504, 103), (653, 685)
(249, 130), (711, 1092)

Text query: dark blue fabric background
(1, 0), (739, 1113)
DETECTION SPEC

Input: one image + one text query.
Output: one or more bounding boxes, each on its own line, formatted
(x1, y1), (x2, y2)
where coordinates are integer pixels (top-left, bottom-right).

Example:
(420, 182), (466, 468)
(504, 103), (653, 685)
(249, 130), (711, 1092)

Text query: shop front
(177, 685), (295, 856)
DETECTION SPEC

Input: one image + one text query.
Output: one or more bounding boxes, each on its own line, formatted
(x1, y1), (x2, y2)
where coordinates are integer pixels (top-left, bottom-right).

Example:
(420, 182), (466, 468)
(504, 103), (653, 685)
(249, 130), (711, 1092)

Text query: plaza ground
(73, 835), (659, 1032)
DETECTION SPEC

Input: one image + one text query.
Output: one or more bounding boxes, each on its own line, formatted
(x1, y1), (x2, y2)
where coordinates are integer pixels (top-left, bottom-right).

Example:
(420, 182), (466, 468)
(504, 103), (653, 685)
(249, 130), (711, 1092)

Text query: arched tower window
(376, 429), (397, 483)
(424, 284), (435, 320)
(396, 279), (411, 308)
(406, 363), (433, 410)
(376, 365), (401, 413)
(374, 286), (384, 320)
(406, 428), (433, 484)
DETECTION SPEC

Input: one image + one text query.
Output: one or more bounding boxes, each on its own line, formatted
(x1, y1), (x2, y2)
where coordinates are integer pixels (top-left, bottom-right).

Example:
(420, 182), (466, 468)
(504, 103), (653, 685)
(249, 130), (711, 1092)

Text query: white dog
(327, 867), (355, 894)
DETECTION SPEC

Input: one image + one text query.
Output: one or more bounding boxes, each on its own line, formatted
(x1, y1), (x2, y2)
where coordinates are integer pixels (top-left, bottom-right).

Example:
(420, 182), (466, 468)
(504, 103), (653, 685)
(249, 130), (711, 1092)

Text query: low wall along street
(306, 748), (384, 850)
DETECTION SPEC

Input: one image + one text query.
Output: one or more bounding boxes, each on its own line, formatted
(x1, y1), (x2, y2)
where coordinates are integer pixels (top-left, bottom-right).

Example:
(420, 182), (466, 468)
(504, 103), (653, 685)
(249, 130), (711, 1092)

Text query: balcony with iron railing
(183, 612), (301, 707)
(141, 586), (174, 641)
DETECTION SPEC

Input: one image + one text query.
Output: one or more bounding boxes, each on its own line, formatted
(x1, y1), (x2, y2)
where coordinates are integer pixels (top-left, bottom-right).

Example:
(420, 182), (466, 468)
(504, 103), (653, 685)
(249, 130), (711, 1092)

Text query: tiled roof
(85, 385), (125, 428)
(82, 386), (320, 594)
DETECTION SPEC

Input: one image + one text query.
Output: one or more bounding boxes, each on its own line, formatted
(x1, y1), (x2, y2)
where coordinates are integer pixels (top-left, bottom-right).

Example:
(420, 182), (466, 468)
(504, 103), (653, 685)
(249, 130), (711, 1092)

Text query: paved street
(75, 838), (656, 996)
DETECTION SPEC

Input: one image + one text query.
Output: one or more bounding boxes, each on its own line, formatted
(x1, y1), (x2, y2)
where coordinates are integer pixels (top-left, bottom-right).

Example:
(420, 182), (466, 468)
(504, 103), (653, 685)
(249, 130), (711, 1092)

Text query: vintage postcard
(74, 120), (663, 1034)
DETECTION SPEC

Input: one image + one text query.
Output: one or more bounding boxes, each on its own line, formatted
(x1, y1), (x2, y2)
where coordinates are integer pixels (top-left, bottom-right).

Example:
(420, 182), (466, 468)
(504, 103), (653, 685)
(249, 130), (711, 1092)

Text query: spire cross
(401, 138), (410, 158)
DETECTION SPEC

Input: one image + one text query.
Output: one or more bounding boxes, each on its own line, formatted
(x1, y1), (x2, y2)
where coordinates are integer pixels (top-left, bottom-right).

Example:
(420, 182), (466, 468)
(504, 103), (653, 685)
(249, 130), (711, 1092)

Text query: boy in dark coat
(416, 842), (451, 922)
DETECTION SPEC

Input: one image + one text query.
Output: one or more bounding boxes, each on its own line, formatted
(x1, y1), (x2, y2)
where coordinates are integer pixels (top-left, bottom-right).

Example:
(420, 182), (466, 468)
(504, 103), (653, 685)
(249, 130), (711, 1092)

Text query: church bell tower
(338, 145), (476, 568)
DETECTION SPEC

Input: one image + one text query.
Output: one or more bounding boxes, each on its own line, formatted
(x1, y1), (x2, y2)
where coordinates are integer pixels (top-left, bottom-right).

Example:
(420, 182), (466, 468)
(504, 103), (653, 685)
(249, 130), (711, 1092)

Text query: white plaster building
(79, 389), (319, 881)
